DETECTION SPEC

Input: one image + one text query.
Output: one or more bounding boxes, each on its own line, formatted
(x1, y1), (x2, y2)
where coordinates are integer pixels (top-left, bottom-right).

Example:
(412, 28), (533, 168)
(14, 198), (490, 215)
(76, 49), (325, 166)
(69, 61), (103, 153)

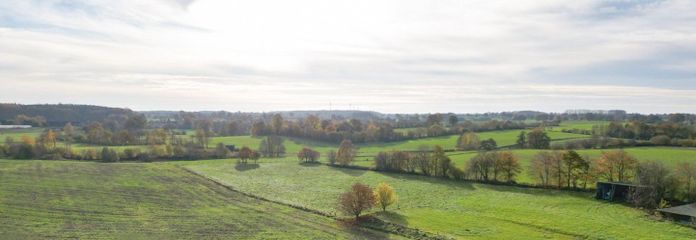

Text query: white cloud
(1, 0), (695, 113)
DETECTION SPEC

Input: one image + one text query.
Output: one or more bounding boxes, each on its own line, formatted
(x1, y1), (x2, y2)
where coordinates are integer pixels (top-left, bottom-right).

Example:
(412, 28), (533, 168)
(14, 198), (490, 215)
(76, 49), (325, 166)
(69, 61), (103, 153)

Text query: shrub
(650, 135), (671, 146)
(373, 182), (397, 212)
(338, 183), (375, 219)
(326, 150), (337, 165)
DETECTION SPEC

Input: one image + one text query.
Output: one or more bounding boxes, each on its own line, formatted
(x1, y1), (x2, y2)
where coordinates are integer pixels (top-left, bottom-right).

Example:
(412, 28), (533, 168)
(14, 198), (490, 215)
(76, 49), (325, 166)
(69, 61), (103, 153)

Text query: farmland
(4, 0), (696, 238)
(184, 160), (696, 239)
(0, 128), (44, 143)
(551, 121), (611, 131)
(208, 129), (590, 156)
(1, 126), (591, 156)
(2, 120), (696, 239)
(0, 160), (396, 239)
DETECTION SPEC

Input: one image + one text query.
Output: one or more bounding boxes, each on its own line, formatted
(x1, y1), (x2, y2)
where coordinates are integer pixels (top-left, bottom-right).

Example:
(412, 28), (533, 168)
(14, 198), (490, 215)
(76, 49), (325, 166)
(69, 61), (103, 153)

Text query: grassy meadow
(552, 121), (610, 131)
(0, 160), (397, 239)
(0, 125), (591, 156)
(208, 129), (590, 156)
(1, 121), (695, 239)
(0, 128), (44, 143)
(183, 160), (696, 240)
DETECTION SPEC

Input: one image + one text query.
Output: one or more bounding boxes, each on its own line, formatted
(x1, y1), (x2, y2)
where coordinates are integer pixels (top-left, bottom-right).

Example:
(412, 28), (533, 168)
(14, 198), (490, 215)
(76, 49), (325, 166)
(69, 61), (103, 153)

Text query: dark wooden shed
(657, 203), (696, 224)
(595, 182), (644, 202)
(225, 145), (236, 152)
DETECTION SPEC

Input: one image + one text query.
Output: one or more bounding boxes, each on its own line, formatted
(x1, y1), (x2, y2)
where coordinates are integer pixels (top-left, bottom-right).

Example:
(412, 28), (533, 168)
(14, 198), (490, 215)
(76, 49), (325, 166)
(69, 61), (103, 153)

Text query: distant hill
(0, 103), (134, 126)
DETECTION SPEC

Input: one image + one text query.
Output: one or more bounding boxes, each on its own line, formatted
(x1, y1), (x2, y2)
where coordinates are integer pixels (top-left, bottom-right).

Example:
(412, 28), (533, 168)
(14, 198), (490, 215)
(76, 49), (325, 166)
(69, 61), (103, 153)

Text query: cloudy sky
(1, 0), (695, 113)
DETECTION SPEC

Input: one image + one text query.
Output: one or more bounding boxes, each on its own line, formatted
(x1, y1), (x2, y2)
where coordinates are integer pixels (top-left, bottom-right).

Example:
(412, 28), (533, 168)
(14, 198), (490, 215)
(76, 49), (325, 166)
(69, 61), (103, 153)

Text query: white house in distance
(0, 125), (32, 129)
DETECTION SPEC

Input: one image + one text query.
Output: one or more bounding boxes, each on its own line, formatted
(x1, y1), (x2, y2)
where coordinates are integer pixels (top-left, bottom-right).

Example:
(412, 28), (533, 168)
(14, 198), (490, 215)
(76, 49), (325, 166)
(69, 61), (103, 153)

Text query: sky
(1, 0), (696, 114)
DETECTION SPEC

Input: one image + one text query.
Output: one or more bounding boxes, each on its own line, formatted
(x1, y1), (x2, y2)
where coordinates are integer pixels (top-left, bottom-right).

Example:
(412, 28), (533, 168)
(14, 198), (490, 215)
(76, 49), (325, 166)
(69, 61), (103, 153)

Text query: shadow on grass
(377, 171), (476, 191)
(334, 166), (367, 177)
(336, 218), (393, 239)
(375, 211), (409, 226)
(299, 162), (321, 167)
(234, 163), (259, 171)
(475, 182), (594, 198)
(287, 137), (338, 148)
(352, 165), (593, 198)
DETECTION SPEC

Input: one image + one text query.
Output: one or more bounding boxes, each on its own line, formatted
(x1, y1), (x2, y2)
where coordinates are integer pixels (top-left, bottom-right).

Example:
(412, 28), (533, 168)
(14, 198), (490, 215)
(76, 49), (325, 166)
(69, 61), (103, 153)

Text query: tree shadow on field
(476, 183), (593, 199)
(334, 167), (366, 177)
(336, 218), (392, 239)
(374, 211), (409, 226)
(234, 163), (259, 171)
(288, 137), (338, 148)
(378, 171), (476, 191)
(298, 162), (321, 167)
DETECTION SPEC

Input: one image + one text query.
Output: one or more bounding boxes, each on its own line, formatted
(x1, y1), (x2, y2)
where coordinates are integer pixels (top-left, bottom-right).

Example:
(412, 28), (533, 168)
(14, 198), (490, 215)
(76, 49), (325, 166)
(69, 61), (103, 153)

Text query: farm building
(657, 203), (696, 224)
(225, 145), (236, 152)
(0, 125), (31, 129)
(595, 182), (645, 202)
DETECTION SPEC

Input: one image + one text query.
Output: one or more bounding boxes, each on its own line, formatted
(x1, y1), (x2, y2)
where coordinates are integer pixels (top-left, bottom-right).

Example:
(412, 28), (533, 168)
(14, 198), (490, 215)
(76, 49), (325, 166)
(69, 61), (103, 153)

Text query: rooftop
(596, 181), (646, 187)
(658, 203), (696, 218)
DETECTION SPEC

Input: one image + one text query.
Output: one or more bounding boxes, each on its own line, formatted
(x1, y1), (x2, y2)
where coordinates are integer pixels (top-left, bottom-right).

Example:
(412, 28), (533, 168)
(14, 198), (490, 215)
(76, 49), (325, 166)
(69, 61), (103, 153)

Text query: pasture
(0, 160), (395, 239)
(0, 127), (591, 157)
(184, 160), (696, 239)
(0, 128), (44, 143)
(208, 129), (590, 157)
(551, 121), (611, 131)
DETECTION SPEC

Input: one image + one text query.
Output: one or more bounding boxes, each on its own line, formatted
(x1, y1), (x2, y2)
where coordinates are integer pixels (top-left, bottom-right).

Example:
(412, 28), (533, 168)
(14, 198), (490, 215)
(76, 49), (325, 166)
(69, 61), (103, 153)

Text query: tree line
(529, 149), (696, 209)
(249, 114), (549, 144)
(345, 145), (696, 210)
(1, 127), (245, 162)
(0, 103), (134, 126)
(455, 128), (551, 151)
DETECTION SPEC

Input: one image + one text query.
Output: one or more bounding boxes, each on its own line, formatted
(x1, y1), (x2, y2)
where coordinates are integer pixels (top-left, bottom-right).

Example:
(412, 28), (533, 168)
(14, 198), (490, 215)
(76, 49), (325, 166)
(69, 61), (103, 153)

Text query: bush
(650, 135), (672, 146)
(373, 182), (397, 212)
(338, 183), (375, 219)
(123, 148), (140, 160)
(326, 150), (337, 165)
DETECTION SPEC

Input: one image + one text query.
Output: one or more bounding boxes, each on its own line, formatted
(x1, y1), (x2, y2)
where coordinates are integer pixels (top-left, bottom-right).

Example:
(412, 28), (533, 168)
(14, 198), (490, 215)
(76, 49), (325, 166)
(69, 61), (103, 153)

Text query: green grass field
(0, 160), (397, 239)
(552, 121), (611, 131)
(0, 128), (45, 143)
(394, 127), (421, 134)
(208, 129), (590, 157)
(183, 160), (696, 239)
(0, 127), (590, 158)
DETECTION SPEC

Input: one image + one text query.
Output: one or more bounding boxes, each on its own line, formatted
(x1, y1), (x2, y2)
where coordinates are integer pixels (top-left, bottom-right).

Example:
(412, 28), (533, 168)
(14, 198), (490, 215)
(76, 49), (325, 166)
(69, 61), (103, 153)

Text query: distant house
(595, 182), (645, 202)
(657, 203), (696, 224)
(0, 125), (31, 129)
(225, 145), (236, 152)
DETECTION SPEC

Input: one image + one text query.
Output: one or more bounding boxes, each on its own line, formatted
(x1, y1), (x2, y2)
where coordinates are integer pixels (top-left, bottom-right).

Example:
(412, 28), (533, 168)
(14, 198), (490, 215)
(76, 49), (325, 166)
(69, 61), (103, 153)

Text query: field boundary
(177, 165), (451, 240)
(325, 163), (597, 193)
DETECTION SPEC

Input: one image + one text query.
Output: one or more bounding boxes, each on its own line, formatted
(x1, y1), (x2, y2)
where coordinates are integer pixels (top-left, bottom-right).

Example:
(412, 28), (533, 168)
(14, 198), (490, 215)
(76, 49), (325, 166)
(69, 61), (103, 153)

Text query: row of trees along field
(459, 126), (696, 151)
(563, 121), (695, 139)
(9, 109), (693, 149)
(457, 129), (552, 150)
(286, 136), (695, 210)
(15, 111), (552, 148)
(344, 145), (696, 209)
(249, 113), (547, 144)
(387, 111), (696, 127)
(0, 127), (243, 161)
